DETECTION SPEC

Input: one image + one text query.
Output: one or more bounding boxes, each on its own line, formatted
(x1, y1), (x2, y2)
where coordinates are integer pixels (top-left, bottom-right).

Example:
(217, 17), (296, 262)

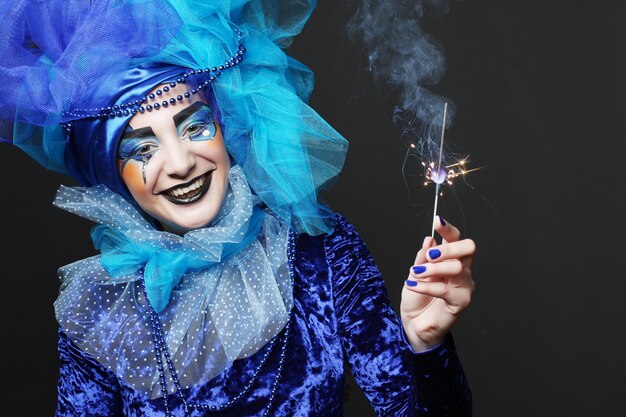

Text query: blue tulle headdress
(0, 0), (348, 235)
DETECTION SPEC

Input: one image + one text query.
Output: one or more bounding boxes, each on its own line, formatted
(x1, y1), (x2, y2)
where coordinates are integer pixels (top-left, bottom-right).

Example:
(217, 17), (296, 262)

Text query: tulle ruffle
(53, 166), (293, 398)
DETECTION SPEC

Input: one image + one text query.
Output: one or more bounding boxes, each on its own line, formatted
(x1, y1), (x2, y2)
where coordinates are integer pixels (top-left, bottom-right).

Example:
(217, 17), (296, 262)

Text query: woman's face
(117, 84), (230, 235)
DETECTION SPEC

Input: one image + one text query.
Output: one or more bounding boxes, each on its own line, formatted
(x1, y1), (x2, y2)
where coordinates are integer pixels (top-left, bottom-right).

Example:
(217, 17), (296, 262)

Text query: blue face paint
(178, 106), (217, 142)
(118, 103), (217, 183)
(118, 128), (159, 183)
(118, 135), (159, 161)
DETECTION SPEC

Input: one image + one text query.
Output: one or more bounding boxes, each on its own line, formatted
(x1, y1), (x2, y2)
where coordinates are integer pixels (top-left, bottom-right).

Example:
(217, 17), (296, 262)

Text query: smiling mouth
(160, 172), (212, 205)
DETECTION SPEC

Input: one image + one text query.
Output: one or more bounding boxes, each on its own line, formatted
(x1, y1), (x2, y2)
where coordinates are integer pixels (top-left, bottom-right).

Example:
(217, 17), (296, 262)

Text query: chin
(157, 192), (225, 234)
(176, 214), (218, 231)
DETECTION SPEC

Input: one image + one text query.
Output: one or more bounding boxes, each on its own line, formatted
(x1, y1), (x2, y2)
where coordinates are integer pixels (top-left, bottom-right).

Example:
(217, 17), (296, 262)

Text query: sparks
(421, 156), (478, 189)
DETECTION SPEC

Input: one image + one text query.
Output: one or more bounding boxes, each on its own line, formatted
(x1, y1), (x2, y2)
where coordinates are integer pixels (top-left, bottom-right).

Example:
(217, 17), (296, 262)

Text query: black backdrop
(1, 1), (624, 416)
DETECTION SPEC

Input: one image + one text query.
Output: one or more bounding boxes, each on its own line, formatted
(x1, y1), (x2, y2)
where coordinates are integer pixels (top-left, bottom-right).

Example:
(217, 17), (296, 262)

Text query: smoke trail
(346, 0), (456, 164)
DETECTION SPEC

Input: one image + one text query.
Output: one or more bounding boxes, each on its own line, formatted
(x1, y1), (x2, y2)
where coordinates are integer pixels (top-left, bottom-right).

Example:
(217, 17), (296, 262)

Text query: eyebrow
(173, 101), (209, 126)
(121, 126), (155, 140)
(121, 102), (210, 140)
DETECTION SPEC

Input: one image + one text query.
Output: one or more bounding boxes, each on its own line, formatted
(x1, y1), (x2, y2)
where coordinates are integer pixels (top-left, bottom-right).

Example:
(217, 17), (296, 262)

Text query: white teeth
(166, 174), (207, 198)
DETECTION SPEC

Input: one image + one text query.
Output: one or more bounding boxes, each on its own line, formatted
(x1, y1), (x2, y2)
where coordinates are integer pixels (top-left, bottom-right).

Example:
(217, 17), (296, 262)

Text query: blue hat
(0, 0), (348, 235)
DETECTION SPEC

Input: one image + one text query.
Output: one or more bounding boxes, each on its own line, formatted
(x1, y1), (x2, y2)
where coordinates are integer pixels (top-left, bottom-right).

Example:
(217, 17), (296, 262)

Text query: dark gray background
(1, 1), (624, 416)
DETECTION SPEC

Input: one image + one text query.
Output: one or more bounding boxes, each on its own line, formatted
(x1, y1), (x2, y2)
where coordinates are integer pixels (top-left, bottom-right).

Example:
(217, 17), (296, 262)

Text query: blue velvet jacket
(56, 215), (472, 416)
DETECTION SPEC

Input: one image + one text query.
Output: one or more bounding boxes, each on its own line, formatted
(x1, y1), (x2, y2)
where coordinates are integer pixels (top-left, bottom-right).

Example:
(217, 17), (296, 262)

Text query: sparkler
(416, 103), (482, 237)
(402, 104), (483, 238)
(430, 102), (448, 237)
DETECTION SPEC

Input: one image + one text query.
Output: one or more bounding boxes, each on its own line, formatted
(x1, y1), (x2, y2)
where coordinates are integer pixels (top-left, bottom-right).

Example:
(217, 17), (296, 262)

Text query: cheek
(215, 147), (230, 166)
(204, 135), (230, 165)
(120, 161), (147, 195)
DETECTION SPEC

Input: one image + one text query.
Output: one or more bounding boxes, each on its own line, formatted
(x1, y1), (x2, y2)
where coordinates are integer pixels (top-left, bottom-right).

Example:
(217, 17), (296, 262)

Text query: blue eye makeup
(118, 137), (159, 161)
(118, 124), (160, 184)
(179, 107), (217, 142)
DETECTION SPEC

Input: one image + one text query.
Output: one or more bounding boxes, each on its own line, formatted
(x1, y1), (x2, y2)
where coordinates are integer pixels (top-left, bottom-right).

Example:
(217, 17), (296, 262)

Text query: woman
(1, 1), (475, 415)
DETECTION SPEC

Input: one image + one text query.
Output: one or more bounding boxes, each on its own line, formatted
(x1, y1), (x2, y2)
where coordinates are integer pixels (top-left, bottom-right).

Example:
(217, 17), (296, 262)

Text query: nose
(162, 138), (195, 178)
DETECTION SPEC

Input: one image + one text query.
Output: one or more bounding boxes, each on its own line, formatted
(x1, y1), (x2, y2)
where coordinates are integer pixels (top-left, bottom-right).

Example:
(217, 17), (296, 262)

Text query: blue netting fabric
(0, 0), (348, 235)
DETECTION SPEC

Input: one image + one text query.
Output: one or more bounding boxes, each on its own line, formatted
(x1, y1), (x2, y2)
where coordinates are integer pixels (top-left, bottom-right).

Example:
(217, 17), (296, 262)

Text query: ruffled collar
(53, 166), (294, 398)
(56, 164), (267, 313)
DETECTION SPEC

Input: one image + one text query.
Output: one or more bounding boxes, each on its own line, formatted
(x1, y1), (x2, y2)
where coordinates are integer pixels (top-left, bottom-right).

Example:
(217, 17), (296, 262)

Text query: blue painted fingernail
(412, 265), (427, 274)
(405, 280), (418, 287)
(439, 215), (446, 226)
(429, 248), (441, 259)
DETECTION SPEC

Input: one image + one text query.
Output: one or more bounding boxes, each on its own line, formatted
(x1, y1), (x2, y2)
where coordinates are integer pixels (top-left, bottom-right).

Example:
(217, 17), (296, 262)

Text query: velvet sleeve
(56, 329), (124, 417)
(324, 215), (472, 416)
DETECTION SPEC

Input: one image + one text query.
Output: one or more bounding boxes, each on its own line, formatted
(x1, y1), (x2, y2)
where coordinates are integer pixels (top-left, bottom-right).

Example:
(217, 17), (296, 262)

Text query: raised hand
(400, 215), (476, 352)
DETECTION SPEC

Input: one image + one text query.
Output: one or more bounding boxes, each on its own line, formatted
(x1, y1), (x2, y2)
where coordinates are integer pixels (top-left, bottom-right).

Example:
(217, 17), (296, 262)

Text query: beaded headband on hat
(61, 30), (245, 135)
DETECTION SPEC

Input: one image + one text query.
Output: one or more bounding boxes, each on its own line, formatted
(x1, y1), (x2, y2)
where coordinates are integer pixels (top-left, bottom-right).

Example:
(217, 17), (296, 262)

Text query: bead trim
(140, 229), (296, 416)
(60, 29), (245, 134)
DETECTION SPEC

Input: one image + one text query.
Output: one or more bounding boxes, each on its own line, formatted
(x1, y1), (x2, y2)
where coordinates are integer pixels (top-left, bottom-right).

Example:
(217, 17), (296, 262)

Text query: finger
(404, 280), (448, 297)
(425, 239), (476, 263)
(434, 215), (461, 244)
(414, 235), (436, 265)
(404, 280), (473, 311)
(409, 260), (463, 279)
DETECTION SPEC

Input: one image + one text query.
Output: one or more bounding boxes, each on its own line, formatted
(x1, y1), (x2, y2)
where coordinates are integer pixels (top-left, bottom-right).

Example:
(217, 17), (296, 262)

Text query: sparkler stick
(431, 102), (448, 237)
